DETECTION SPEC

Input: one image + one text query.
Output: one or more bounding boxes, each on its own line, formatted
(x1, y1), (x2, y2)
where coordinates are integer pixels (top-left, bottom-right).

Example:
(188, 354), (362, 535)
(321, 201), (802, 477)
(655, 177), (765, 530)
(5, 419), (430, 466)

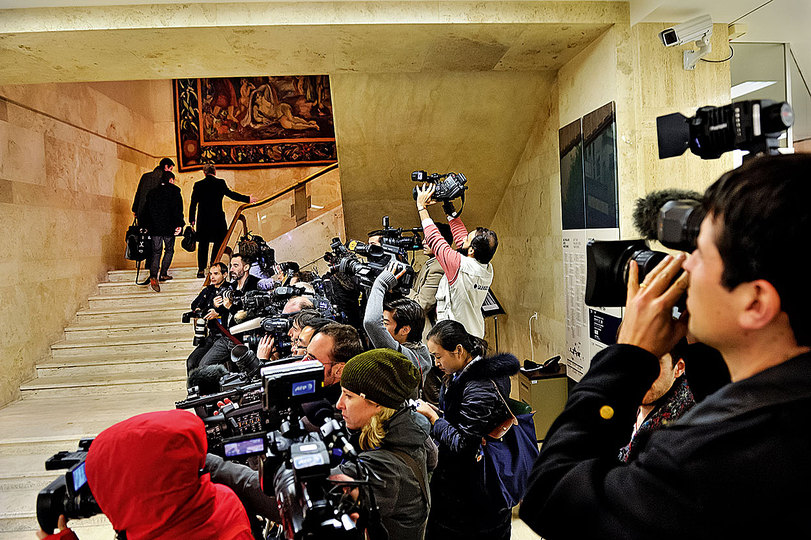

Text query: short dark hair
(302, 317), (333, 333)
(161, 171), (175, 183)
(704, 154), (811, 346)
(159, 157), (174, 169)
(203, 164), (216, 175)
(293, 309), (322, 328)
(427, 320), (488, 358)
(210, 262), (228, 275)
(470, 227), (498, 264)
(231, 253), (251, 265)
(383, 297), (425, 343)
(314, 323), (363, 364)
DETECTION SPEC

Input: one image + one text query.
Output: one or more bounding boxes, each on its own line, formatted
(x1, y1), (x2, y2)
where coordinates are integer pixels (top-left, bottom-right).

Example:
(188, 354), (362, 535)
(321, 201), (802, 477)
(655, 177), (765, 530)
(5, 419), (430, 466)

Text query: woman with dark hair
(415, 320), (520, 540)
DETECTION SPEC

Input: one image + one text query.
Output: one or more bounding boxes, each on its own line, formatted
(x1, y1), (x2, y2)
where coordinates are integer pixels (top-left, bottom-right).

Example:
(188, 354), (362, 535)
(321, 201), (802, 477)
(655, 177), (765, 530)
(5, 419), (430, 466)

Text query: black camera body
(411, 170), (468, 201)
(657, 99), (793, 160)
(37, 439), (102, 534)
(325, 237), (415, 296)
(369, 215), (424, 252)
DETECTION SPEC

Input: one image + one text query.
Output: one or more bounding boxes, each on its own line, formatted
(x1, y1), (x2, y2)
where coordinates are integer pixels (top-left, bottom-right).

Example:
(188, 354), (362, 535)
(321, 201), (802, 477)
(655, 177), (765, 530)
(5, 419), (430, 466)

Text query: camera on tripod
(411, 170), (468, 201)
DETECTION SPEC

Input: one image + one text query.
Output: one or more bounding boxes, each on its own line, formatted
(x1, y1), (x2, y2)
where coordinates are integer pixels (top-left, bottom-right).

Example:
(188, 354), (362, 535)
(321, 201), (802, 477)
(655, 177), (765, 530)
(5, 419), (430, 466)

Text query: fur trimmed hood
(456, 353), (520, 383)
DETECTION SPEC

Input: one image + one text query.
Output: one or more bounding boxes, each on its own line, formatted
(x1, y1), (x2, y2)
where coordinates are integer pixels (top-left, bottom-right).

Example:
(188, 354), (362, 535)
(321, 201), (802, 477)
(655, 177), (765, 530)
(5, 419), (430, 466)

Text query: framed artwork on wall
(174, 76), (338, 171)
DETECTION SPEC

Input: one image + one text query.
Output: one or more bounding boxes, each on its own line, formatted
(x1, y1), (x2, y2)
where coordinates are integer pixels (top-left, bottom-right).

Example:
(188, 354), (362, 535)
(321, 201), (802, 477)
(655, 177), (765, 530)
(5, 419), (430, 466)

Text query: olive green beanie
(341, 348), (419, 409)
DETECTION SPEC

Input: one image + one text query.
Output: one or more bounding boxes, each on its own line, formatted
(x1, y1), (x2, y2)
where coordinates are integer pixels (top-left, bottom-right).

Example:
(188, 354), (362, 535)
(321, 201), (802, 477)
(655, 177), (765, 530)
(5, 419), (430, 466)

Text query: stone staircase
(0, 267), (202, 539)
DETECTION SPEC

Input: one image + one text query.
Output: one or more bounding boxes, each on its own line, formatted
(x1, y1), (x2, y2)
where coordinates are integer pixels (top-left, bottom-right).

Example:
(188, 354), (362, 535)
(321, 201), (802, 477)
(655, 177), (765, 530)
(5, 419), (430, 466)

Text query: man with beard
(414, 185), (498, 338)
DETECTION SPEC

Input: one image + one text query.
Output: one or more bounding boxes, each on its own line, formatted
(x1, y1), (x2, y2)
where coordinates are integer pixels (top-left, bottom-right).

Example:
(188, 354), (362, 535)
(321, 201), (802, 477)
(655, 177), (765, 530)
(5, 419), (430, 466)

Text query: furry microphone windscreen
(633, 189), (703, 239)
(188, 364), (228, 395)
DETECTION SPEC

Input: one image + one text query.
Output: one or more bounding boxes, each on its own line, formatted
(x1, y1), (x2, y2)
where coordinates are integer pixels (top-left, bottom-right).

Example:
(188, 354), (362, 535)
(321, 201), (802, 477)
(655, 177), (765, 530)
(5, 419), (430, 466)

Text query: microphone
(187, 364), (228, 395)
(633, 189), (702, 239)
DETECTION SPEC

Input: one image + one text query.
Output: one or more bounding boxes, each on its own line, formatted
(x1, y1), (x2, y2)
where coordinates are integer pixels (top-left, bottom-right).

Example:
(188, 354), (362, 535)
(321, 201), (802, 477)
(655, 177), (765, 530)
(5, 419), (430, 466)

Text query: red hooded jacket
(83, 410), (252, 540)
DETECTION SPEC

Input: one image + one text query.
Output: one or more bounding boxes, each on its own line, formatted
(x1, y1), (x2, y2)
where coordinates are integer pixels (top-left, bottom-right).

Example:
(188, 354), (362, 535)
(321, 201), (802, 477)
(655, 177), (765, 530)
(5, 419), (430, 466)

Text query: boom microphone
(633, 189), (702, 239)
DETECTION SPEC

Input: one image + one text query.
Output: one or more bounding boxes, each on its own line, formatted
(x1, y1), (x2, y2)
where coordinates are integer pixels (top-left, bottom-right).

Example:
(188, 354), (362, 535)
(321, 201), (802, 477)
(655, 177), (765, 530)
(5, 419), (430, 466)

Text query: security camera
(659, 15), (713, 47)
(659, 14), (714, 70)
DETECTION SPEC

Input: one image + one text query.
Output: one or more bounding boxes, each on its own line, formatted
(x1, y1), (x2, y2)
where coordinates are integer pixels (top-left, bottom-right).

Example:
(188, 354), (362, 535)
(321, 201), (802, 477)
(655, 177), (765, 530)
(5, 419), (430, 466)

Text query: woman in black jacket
(415, 320), (519, 540)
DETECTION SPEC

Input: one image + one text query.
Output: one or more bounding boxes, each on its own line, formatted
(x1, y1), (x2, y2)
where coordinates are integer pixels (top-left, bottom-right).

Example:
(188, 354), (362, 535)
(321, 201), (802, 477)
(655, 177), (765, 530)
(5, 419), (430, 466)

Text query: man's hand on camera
(384, 261), (407, 286)
(415, 184), (436, 210)
(203, 308), (219, 321)
(617, 254), (690, 358)
(257, 334), (275, 361)
(222, 296), (232, 310)
(213, 295), (224, 308)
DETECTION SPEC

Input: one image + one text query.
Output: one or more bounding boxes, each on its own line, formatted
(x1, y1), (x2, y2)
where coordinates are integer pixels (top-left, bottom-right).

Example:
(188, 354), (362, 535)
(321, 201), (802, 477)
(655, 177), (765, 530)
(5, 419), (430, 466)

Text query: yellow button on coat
(599, 405), (614, 420)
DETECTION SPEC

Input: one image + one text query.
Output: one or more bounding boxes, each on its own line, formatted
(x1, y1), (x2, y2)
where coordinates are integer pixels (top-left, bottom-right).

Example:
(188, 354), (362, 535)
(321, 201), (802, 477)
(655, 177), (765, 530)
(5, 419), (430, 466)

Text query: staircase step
(65, 321), (189, 341)
(74, 307), (183, 326)
(88, 292), (193, 311)
(0, 391), (188, 449)
(98, 277), (203, 297)
(20, 370), (187, 398)
(50, 336), (191, 360)
(0, 507), (112, 536)
(37, 355), (188, 378)
(107, 267), (201, 282)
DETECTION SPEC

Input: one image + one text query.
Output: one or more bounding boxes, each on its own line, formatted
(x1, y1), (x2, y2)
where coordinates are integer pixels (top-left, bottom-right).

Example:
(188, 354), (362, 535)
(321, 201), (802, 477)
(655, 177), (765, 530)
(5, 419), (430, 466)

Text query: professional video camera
(324, 237), (415, 296)
(368, 216), (423, 252)
(180, 360), (381, 539)
(37, 439), (102, 534)
(657, 99), (793, 160)
(411, 170), (468, 201)
(238, 231), (277, 276)
(586, 100), (794, 308)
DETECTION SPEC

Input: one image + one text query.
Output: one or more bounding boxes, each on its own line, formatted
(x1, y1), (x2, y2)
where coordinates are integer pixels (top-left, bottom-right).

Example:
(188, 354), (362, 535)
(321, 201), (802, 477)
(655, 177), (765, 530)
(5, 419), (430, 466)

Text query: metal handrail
(205, 162), (338, 284)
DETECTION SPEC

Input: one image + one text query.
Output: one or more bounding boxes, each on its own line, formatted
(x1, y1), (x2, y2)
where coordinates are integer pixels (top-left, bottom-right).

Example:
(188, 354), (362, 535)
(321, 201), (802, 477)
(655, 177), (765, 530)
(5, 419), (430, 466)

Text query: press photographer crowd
(36, 99), (811, 540)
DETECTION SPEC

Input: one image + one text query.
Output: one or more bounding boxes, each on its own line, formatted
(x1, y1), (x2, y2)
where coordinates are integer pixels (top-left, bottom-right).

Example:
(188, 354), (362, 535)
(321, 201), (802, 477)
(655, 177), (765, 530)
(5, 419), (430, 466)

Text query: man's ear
(738, 279), (782, 330)
(674, 358), (686, 378)
(333, 362), (345, 380)
(397, 324), (411, 340)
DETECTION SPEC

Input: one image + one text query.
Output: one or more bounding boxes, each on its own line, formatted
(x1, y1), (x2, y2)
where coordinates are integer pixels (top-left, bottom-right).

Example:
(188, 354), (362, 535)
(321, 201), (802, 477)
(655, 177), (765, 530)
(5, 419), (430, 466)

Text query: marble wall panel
(488, 23), (732, 364)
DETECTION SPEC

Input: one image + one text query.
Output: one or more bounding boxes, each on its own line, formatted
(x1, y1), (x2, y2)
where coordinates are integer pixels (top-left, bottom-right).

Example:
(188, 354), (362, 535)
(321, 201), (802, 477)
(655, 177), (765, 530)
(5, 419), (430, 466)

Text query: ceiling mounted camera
(659, 14), (713, 71)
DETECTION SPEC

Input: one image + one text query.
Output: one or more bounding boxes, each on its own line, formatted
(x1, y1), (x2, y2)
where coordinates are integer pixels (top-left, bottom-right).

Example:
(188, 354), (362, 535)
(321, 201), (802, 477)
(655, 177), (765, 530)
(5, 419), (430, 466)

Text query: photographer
(38, 410), (252, 540)
(520, 155), (811, 539)
(363, 264), (432, 393)
(199, 254), (259, 369)
(410, 222), (453, 334)
(334, 349), (431, 540)
(414, 185), (497, 338)
(187, 262), (231, 373)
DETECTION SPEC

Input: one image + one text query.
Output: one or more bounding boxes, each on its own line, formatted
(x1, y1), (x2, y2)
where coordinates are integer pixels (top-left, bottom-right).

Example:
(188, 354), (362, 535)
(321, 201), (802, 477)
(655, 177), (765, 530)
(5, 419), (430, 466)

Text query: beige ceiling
(0, 1), (621, 237)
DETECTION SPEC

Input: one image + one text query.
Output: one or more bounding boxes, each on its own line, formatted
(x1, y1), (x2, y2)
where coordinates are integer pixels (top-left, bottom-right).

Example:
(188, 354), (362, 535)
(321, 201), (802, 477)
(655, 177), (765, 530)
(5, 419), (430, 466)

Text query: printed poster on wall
(560, 102), (623, 382)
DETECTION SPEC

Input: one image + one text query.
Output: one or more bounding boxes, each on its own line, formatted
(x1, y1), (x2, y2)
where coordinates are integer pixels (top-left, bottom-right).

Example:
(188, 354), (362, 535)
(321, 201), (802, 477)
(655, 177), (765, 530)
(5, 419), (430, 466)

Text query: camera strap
(387, 447), (429, 503)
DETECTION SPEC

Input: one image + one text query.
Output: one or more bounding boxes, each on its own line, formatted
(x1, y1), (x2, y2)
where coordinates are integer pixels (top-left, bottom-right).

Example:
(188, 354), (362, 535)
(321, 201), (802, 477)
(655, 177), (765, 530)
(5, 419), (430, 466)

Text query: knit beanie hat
(341, 349), (419, 409)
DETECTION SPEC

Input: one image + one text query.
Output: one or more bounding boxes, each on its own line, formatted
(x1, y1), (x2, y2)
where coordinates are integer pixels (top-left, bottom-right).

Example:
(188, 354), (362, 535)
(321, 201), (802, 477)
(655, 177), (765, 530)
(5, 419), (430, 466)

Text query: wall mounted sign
(560, 102), (622, 382)
(174, 76), (337, 171)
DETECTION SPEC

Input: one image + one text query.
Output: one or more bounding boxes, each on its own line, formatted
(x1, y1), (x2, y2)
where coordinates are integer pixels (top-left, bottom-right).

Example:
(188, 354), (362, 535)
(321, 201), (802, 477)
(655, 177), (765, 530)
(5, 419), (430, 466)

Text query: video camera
(181, 308), (209, 346)
(324, 237), (415, 296)
(586, 100), (793, 308)
(411, 170), (468, 202)
(179, 360), (380, 539)
(368, 216), (423, 252)
(36, 439), (102, 534)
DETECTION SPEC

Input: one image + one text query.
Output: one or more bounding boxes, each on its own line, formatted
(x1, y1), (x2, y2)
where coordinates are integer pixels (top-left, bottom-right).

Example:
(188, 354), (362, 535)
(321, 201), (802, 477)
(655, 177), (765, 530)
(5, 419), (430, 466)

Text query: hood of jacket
(85, 410), (251, 540)
(381, 408), (430, 451)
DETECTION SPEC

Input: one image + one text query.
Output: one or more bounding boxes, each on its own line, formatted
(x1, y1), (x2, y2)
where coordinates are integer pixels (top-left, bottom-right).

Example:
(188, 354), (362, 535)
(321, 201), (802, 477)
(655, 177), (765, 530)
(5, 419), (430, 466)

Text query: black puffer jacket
(427, 353), (520, 540)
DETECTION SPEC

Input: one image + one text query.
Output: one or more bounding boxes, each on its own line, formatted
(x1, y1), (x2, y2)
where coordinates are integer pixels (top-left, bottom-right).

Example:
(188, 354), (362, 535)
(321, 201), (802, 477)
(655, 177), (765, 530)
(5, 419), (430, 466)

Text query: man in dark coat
(189, 164), (254, 277)
(141, 171), (184, 292)
(131, 157), (174, 283)
(520, 154), (811, 539)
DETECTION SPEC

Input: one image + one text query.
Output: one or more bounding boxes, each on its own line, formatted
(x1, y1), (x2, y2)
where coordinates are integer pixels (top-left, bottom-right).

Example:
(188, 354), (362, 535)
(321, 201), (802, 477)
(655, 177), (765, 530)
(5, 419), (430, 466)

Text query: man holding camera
(363, 265), (432, 393)
(414, 184), (498, 338)
(198, 254), (260, 369)
(186, 262), (231, 374)
(520, 155), (811, 539)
